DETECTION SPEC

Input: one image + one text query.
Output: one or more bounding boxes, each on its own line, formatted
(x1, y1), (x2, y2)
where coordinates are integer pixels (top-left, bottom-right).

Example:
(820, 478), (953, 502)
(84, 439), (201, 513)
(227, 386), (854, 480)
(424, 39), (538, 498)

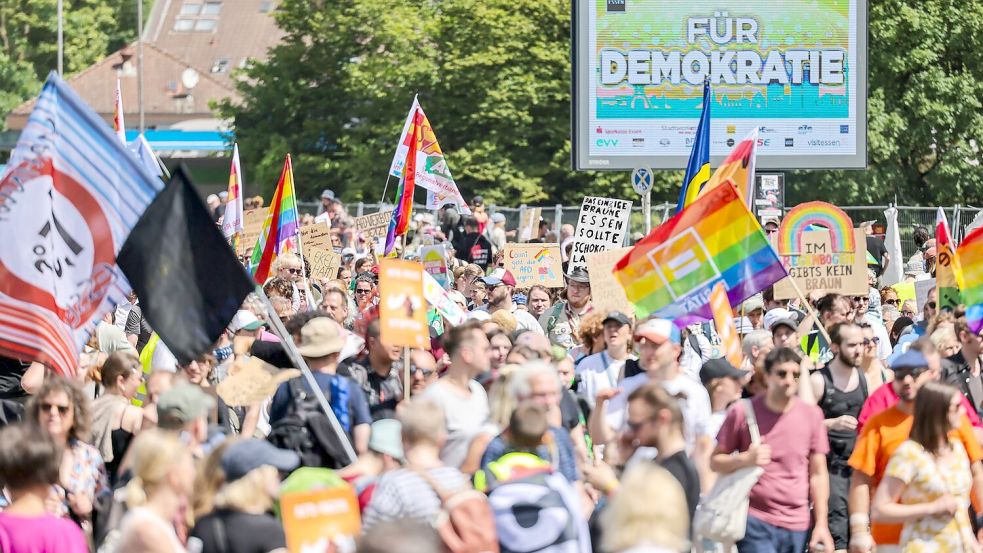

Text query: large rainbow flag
(385, 108), (422, 255)
(956, 225), (983, 332)
(614, 183), (786, 325)
(249, 154), (299, 283)
(698, 128), (759, 206)
(936, 207), (962, 310)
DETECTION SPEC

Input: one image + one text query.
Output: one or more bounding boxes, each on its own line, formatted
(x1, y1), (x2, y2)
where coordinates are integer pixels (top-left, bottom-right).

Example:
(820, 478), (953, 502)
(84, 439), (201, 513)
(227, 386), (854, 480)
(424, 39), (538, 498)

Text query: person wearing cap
(341, 318), (403, 421)
(541, 267), (593, 350)
(490, 212), (508, 253)
(269, 318), (372, 454)
(847, 346), (983, 553)
(157, 380), (217, 457)
(742, 295), (766, 330)
(766, 308), (799, 348)
(763, 216), (780, 236)
(590, 318), (713, 488)
(317, 188), (336, 217)
(713, 347), (835, 553)
(700, 358), (748, 441)
(575, 311), (636, 410)
(478, 270), (544, 335)
(190, 439), (300, 552)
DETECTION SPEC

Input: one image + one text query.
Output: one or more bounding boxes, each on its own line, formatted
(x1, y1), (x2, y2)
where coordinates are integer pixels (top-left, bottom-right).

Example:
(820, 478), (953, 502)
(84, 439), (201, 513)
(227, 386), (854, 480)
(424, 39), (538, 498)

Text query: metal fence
(298, 200), (983, 262)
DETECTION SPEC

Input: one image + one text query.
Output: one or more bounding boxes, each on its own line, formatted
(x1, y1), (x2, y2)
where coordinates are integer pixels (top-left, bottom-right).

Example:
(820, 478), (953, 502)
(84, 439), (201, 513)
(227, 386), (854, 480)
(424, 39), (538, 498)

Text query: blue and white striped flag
(0, 72), (163, 376)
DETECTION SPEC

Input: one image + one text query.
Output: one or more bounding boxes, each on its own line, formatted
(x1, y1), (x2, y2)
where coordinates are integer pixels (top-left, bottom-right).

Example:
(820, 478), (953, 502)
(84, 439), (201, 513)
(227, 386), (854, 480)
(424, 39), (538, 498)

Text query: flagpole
(294, 226), (315, 311)
(57, 0), (63, 76)
(379, 174), (394, 204)
(137, 0), (145, 134)
(255, 286), (357, 464)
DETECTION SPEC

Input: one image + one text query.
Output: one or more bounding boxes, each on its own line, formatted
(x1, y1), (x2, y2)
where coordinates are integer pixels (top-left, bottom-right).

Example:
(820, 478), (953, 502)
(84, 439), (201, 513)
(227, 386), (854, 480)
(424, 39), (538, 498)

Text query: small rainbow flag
(956, 226), (983, 332)
(709, 281), (743, 368)
(936, 207), (962, 310)
(614, 183), (786, 325)
(385, 107), (422, 255)
(249, 154), (299, 283)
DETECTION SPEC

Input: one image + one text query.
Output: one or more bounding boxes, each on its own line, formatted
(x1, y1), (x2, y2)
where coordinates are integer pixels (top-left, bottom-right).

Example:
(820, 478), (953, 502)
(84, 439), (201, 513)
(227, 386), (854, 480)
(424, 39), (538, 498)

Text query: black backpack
(267, 378), (351, 469)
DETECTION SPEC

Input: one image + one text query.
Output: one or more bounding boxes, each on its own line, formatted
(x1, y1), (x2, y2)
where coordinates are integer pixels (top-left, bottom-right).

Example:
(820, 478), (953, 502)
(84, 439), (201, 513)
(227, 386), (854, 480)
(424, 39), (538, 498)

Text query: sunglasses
(773, 369), (801, 380)
(902, 311), (916, 317)
(926, 301), (937, 309)
(894, 367), (928, 380)
(412, 366), (435, 378)
(41, 402), (70, 416)
(884, 299), (899, 306)
(286, 268), (302, 275)
(355, 288), (372, 295)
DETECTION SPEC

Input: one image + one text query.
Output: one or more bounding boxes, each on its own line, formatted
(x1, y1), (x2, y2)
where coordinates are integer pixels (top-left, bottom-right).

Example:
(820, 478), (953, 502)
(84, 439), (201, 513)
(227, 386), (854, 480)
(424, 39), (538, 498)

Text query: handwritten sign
(503, 243), (564, 288)
(379, 259), (429, 348)
(354, 210), (393, 241)
(299, 222), (332, 252)
(237, 209), (267, 256)
(585, 247), (633, 317)
(423, 271), (467, 326)
(773, 229), (868, 299)
(570, 196), (633, 270)
(280, 487), (361, 553)
(518, 207), (542, 242)
(306, 247), (341, 281)
(420, 245), (450, 289)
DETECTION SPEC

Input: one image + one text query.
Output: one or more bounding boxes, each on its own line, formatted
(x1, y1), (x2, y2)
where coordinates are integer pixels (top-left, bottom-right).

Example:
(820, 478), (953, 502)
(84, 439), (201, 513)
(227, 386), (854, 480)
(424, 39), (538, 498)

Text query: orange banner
(379, 258), (430, 349)
(280, 486), (361, 553)
(709, 281), (743, 368)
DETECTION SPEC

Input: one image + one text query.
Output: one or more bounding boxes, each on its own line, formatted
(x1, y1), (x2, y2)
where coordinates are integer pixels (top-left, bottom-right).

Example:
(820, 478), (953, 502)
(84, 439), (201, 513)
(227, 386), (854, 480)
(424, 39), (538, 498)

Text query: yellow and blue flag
(676, 81), (711, 213)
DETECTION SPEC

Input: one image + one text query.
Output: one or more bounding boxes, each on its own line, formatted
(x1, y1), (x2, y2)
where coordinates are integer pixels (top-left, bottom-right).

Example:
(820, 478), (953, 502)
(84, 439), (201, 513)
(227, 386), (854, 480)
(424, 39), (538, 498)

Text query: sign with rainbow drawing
(503, 243), (565, 288)
(772, 201), (867, 299)
(573, 0), (867, 171)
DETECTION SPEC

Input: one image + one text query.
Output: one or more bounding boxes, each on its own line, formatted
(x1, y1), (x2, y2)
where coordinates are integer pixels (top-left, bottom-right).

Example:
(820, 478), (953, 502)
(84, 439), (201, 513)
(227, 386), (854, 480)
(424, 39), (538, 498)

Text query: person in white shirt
(576, 311), (635, 409)
(477, 270), (544, 335)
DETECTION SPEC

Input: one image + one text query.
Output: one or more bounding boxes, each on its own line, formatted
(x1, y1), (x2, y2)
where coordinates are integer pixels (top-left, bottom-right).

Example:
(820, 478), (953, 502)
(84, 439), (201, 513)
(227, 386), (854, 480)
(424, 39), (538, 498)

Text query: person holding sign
(541, 268), (594, 350)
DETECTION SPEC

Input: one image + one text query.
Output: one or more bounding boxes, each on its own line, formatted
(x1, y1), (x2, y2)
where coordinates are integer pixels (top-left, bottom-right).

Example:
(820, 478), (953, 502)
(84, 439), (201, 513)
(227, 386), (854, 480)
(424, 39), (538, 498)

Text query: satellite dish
(181, 68), (199, 89)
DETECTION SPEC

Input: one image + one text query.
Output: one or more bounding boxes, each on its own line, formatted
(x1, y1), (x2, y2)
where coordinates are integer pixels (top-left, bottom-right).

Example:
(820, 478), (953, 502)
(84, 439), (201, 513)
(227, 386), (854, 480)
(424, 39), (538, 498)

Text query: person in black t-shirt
(862, 221), (889, 277)
(454, 217), (493, 271)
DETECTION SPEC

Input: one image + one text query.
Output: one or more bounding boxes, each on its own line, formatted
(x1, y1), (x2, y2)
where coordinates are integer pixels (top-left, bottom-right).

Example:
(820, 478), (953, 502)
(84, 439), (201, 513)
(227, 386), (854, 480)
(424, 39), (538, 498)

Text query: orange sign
(379, 259), (429, 349)
(280, 486), (361, 553)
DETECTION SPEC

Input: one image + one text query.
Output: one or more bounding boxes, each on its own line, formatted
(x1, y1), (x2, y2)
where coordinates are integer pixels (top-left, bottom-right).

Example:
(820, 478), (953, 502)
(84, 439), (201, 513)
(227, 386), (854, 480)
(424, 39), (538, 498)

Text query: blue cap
(514, 293), (527, 306)
(221, 439), (300, 482)
(890, 350), (929, 371)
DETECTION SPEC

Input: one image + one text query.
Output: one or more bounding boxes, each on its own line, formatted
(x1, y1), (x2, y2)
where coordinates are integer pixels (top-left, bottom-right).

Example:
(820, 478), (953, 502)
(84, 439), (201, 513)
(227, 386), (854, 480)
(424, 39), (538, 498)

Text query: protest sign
(773, 229), (868, 299)
(306, 247), (341, 281)
(915, 277), (936, 313)
(518, 207), (542, 242)
(238, 208), (267, 256)
(420, 245), (450, 289)
(299, 222), (332, 252)
(379, 259), (429, 348)
(280, 486), (361, 553)
(570, 196), (633, 270)
(585, 247), (633, 316)
(503, 243), (564, 288)
(423, 272), (467, 326)
(354, 210), (393, 241)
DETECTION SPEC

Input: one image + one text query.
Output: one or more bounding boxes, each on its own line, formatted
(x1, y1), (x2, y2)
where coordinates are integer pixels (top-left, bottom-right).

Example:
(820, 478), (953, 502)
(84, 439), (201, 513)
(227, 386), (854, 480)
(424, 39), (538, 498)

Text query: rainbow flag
(113, 79), (126, 144)
(614, 183), (786, 325)
(709, 281), (743, 368)
(698, 128), (759, 206)
(956, 226), (983, 332)
(249, 154), (299, 282)
(936, 208), (962, 310)
(385, 108), (422, 255)
(677, 81), (711, 213)
(221, 143), (245, 251)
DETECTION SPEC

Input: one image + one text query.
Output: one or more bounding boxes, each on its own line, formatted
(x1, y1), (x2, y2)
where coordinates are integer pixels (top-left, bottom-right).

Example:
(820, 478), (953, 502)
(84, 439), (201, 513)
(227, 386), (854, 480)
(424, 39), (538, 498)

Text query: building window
(210, 58), (229, 73)
(259, 0), (273, 12)
(174, 0), (220, 32)
(200, 1), (222, 15)
(173, 18), (194, 31)
(194, 18), (216, 31)
(180, 2), (201, 15)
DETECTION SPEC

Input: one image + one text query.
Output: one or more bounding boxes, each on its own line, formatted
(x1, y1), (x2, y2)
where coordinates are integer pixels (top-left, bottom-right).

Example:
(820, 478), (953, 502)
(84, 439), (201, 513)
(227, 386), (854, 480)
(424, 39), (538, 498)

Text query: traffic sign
(631, 166), (653, 195)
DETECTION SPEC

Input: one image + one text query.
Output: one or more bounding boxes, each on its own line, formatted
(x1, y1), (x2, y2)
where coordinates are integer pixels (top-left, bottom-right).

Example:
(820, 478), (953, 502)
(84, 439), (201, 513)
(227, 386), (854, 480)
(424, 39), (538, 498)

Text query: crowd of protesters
(0, 193), (978, 553)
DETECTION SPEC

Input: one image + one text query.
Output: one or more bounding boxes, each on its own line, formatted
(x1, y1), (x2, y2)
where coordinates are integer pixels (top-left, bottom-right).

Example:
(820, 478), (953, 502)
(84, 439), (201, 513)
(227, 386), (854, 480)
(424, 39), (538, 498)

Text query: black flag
(118, 166), (254, 365)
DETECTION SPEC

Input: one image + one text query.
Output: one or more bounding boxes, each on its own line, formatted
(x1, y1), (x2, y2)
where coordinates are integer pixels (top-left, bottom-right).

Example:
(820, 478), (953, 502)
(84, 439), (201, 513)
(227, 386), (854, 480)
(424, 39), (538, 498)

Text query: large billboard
(573, 0), (867, 171)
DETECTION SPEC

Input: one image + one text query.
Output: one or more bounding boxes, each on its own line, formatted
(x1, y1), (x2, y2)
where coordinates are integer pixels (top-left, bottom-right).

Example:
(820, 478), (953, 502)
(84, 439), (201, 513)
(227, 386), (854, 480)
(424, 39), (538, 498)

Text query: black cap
(603, 311), (631, 326)
(565, 267), (590, 284)
(700, 358), (749, 385)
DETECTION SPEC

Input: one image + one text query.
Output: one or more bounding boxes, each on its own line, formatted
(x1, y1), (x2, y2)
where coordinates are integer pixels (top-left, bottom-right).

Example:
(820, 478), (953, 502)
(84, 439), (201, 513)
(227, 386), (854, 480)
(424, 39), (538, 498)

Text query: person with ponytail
(113, 429), (196, 553)
(90, 351), (145, 485)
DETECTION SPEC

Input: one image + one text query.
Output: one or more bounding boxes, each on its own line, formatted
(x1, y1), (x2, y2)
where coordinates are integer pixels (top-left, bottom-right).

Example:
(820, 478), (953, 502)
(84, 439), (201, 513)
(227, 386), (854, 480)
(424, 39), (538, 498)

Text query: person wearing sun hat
(541, 266), (594, 350)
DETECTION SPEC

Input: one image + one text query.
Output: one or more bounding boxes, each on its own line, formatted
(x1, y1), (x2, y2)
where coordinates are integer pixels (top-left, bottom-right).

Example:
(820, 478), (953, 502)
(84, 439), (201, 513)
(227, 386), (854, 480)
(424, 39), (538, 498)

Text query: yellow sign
(379, 259), (429, 349)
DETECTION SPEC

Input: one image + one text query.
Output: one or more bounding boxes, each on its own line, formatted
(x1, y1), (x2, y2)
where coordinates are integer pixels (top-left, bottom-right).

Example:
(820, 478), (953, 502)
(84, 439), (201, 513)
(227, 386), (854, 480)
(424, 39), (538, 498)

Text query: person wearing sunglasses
(27, 375), (109, 527)
(845, 348), (983, 553)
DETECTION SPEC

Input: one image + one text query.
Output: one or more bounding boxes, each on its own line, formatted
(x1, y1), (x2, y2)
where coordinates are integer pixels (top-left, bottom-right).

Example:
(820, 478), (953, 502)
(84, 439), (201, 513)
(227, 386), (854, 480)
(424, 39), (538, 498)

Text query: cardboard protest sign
(423, 271), (467, 326)
(354, 210), (393, 241)
(379, 259), (429, 348)
(570, 196), (633, 270)
(915, 277), (936, 312)
(420, 245), (450, 289)
(280, 486), (361, 553)
(299, 222), (332, 252)
(237, 209), (267, 256)
(518, 207), (542, 242)
(306, 247), (341, 281)
(503, 243), (564, 288)
(585, 247), (633, 316)
(773, 229), (868, 299)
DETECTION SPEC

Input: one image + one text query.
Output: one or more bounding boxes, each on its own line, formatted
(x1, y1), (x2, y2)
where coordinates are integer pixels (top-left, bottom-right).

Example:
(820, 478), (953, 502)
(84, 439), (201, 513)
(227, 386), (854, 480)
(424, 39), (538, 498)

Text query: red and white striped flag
(709, 281), (743, 368)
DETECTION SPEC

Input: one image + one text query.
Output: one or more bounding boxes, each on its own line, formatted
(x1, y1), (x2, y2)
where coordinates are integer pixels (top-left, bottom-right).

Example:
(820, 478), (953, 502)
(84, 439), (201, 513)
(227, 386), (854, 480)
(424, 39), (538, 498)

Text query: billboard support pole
(643, 190), (651, 234)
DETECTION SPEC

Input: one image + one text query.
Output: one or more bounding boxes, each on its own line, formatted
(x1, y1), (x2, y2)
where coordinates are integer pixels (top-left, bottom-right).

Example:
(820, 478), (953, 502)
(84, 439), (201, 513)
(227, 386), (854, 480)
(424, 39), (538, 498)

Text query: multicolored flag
(956, 226), (983, 333)
(698, 127), (759, 206)
(676, 81), (711, 213)
(937, 207), (963, 310)
(389, 97), (470, 215)
(709, 281), (743, 368)
(614, 182), (786, 326)
(0, 72), (163, 376)
(385, 109), (422, 255)
(249, 154), (299, 283)
(113, 79), (126, 144)
(221, 144), (245, 251)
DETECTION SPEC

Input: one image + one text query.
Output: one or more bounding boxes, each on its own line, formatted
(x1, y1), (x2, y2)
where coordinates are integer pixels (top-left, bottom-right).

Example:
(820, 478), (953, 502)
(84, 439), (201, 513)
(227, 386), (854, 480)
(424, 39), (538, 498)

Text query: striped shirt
(362, 467), (468, 530)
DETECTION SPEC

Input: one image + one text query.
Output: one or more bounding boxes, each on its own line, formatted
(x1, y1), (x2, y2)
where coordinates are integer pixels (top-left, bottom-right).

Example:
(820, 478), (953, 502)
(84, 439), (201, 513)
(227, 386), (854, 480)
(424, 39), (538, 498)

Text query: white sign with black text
(569, 196), (633, 271)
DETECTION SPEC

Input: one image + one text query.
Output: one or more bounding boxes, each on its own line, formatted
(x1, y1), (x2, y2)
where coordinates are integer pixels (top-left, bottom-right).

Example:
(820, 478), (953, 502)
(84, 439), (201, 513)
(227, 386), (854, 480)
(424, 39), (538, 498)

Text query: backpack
(267, 378), (351, 469)
(414, 468), (499, 553)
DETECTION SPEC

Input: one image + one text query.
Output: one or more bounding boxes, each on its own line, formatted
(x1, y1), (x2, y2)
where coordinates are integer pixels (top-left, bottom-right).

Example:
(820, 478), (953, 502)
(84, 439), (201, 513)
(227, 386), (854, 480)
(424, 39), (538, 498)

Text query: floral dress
(51, 439), (110, 522)
(885, 439), (975, 553)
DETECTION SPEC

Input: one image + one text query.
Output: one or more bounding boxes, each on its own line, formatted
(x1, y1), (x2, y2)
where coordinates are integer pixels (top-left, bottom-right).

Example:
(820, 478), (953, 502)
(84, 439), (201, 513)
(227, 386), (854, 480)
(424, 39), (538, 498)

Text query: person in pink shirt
(0, 423), (87, 553)
(857, 338), (981, 433)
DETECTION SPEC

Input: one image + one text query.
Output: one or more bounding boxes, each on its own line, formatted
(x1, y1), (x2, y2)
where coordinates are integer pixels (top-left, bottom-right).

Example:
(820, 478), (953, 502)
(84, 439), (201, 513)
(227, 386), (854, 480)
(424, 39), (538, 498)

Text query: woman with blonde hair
(872, 381), (979, 553)
(600, 463), (690, 553)
(113, 429), (196, 552)
(190, 439), (299, 553)
(571, 311), (606, 363)
(930, 326), (961, 358)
